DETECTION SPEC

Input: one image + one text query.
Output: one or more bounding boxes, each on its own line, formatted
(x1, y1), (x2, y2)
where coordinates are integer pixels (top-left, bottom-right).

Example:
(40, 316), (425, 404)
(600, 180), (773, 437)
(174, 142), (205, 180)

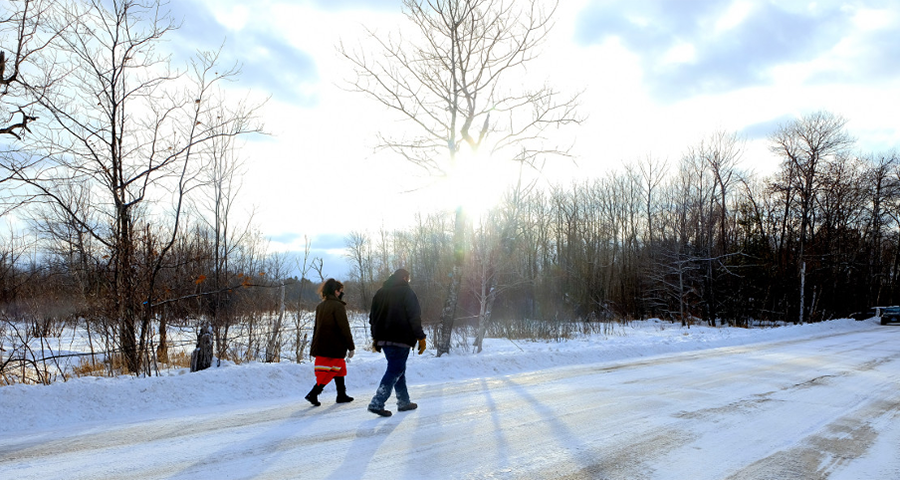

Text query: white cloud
(715, 0), (754, 33)
(662, 41), (697, 65)
(852, 7), (896, 30)
(211, 4), (250, 31)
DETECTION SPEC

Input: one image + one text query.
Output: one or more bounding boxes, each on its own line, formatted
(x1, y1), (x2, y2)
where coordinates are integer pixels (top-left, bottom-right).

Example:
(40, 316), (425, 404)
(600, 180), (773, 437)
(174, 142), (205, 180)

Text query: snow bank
(0, 318), (876, 435)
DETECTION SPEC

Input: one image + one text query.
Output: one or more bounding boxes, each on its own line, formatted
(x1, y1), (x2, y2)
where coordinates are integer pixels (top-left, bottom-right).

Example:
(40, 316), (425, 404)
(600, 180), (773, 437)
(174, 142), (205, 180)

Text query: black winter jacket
(369, 273), (425, 348)
(310, 295), (355, 358)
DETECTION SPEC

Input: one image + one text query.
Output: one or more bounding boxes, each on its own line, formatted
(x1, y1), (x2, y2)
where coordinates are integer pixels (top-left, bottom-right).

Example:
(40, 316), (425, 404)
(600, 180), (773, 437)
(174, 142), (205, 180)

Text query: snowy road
(3, 326), (900, 479)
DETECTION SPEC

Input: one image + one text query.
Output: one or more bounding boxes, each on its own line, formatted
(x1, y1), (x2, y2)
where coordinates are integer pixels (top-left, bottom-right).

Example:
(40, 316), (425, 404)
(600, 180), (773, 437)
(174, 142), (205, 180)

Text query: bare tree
(864, 152), (900, 304)
(629, 155), (668, 253)
(769, 111), (853, 323)
(342, 0), (582, 355)
(694, 131), (742, 253)
(344, 230), (375, 311)
(293, 236), (321, 362)
(0, 0), (59, 140)
(0, 0), (63, 218)
(681, 131), (743, 324)
(467, 206), (521, 352)
(188, 101), (258, 365)
(264, 251), (290, 363)
(12, 0), (262, 373)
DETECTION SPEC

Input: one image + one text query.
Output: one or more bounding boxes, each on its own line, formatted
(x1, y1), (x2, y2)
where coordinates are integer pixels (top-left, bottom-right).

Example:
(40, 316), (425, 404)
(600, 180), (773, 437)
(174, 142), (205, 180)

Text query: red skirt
(314, 356), (347, 385)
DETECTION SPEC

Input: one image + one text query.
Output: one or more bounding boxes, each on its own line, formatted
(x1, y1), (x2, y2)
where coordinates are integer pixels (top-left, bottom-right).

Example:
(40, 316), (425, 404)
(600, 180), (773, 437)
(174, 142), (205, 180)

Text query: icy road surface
(2, 327), (899, 479)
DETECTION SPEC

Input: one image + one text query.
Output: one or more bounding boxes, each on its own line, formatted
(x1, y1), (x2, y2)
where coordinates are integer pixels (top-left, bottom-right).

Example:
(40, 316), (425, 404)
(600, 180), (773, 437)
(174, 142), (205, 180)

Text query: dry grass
(0, 359), (54, 385)
(72, 354), (131, 378)
(164, 350), (192, 369)
(72, 359), (106, 377)
(73, 349), (197, 377)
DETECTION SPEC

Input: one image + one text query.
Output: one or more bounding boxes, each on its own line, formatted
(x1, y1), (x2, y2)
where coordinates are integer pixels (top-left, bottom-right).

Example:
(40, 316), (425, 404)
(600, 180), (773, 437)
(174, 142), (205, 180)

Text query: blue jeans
(369, 346), (412, 410)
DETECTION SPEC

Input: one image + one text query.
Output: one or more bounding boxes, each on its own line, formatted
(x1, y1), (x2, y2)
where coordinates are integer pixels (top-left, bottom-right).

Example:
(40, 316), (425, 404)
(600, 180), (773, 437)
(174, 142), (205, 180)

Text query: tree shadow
(398, 378), (513, 478)
(477, 378), (511, 467)
(161, 401), (333, 479)
(324, 417), (401, 480)
(497, 376), (604, 476)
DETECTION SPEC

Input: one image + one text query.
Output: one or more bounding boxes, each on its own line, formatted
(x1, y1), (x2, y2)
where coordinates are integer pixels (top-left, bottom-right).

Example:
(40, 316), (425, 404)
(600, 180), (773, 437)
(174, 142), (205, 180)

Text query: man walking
(367, 268), (427, 417)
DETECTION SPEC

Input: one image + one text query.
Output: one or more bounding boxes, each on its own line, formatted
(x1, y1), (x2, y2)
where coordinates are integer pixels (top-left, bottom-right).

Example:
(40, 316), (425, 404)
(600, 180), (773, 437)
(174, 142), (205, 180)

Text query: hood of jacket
(382, 273), (408, 289)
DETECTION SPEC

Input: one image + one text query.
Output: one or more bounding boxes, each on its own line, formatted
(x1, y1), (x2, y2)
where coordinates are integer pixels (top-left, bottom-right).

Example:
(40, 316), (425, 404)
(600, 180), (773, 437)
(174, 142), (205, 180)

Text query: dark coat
(369, 273), (425, 347)
(310, 295), (355, 358)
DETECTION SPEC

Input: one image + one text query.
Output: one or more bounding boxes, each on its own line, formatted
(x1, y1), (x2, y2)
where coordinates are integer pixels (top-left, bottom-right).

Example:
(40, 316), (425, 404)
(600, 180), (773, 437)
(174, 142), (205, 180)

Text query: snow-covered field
(2, 317), (898, 479)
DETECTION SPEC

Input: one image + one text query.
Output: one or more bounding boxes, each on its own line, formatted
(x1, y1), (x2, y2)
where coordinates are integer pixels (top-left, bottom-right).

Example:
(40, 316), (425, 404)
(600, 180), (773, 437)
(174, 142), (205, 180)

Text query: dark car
(850, 309), (876, 321)
(880, 306), (900, 325)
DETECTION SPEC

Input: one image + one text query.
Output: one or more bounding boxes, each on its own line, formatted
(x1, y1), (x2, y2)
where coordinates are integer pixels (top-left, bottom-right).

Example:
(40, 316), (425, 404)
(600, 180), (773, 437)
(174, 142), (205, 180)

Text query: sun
(435, 147), (516, 218)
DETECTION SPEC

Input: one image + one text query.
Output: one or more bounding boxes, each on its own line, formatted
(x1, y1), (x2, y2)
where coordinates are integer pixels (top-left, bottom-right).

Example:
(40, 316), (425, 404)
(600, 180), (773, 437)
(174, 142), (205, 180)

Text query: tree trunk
(437, 208), (466, 356)
(473, 278), (497, 354)
(191, 325), (213, 372)
(679, 264), (686, 327)
(437, 264), (462, 356)
(156, 315), (168, 364)
(799, 261), (806, 325)
(265, 282), (285, 363)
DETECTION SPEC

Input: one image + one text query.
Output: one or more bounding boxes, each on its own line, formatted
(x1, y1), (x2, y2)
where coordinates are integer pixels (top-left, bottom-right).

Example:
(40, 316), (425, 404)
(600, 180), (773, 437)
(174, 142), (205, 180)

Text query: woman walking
(305, 278), (356, 406)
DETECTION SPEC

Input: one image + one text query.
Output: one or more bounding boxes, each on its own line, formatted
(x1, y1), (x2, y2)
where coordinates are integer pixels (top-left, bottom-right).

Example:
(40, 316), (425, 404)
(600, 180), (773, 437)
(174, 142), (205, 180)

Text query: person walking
(305, 278), (355, 406)
(367, 268), (426, 417)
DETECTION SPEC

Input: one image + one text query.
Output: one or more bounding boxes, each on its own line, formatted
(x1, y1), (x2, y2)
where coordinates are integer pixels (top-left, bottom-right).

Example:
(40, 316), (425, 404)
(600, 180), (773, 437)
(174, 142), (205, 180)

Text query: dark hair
(317, 278), (344, 299)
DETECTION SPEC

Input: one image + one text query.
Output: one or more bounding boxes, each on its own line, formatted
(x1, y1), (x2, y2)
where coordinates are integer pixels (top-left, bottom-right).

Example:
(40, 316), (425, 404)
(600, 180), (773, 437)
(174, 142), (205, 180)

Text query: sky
(163, 0), (900, 279)
(2, 316), (899, 478)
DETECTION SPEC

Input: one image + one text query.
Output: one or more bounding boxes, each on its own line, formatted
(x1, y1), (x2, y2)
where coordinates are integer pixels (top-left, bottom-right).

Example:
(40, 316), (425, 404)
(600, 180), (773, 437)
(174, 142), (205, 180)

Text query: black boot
(305, 384), (325, 406)
(335, 376), (354, 403)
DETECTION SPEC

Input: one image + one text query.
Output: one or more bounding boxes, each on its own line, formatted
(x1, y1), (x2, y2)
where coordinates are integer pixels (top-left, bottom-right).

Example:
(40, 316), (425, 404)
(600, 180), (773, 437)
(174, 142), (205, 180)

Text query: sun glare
(436, 147), (513, 218)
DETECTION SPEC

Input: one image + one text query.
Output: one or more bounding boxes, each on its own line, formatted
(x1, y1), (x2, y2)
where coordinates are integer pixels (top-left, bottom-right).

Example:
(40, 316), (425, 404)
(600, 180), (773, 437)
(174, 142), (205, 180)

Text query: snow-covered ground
(2, 317), (899, 479)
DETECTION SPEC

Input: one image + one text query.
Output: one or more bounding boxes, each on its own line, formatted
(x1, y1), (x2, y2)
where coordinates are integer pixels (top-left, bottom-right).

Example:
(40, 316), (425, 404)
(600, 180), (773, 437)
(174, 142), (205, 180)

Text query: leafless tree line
(344, 114), (900, 353)
(0, 216), (333, 384)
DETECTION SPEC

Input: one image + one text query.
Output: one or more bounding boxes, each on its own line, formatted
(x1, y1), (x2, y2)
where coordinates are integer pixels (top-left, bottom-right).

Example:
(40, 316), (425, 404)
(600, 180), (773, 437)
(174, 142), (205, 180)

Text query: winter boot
(335, 376), (354, 404)
(368, 406), (392, 417)
(305, 384), (325, 406)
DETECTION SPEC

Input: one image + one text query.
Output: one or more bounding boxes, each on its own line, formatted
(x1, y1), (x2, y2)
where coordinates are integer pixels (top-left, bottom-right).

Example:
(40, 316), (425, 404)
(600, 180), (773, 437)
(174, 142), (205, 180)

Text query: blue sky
(167, 0), (900, 278)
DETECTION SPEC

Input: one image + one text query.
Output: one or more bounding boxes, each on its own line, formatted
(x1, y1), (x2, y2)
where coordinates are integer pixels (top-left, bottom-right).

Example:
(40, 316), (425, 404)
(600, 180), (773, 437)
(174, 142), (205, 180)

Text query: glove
(417, 338), (427, 355)
(372, 340), (381, 353)
(347, 349), (355, 359)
